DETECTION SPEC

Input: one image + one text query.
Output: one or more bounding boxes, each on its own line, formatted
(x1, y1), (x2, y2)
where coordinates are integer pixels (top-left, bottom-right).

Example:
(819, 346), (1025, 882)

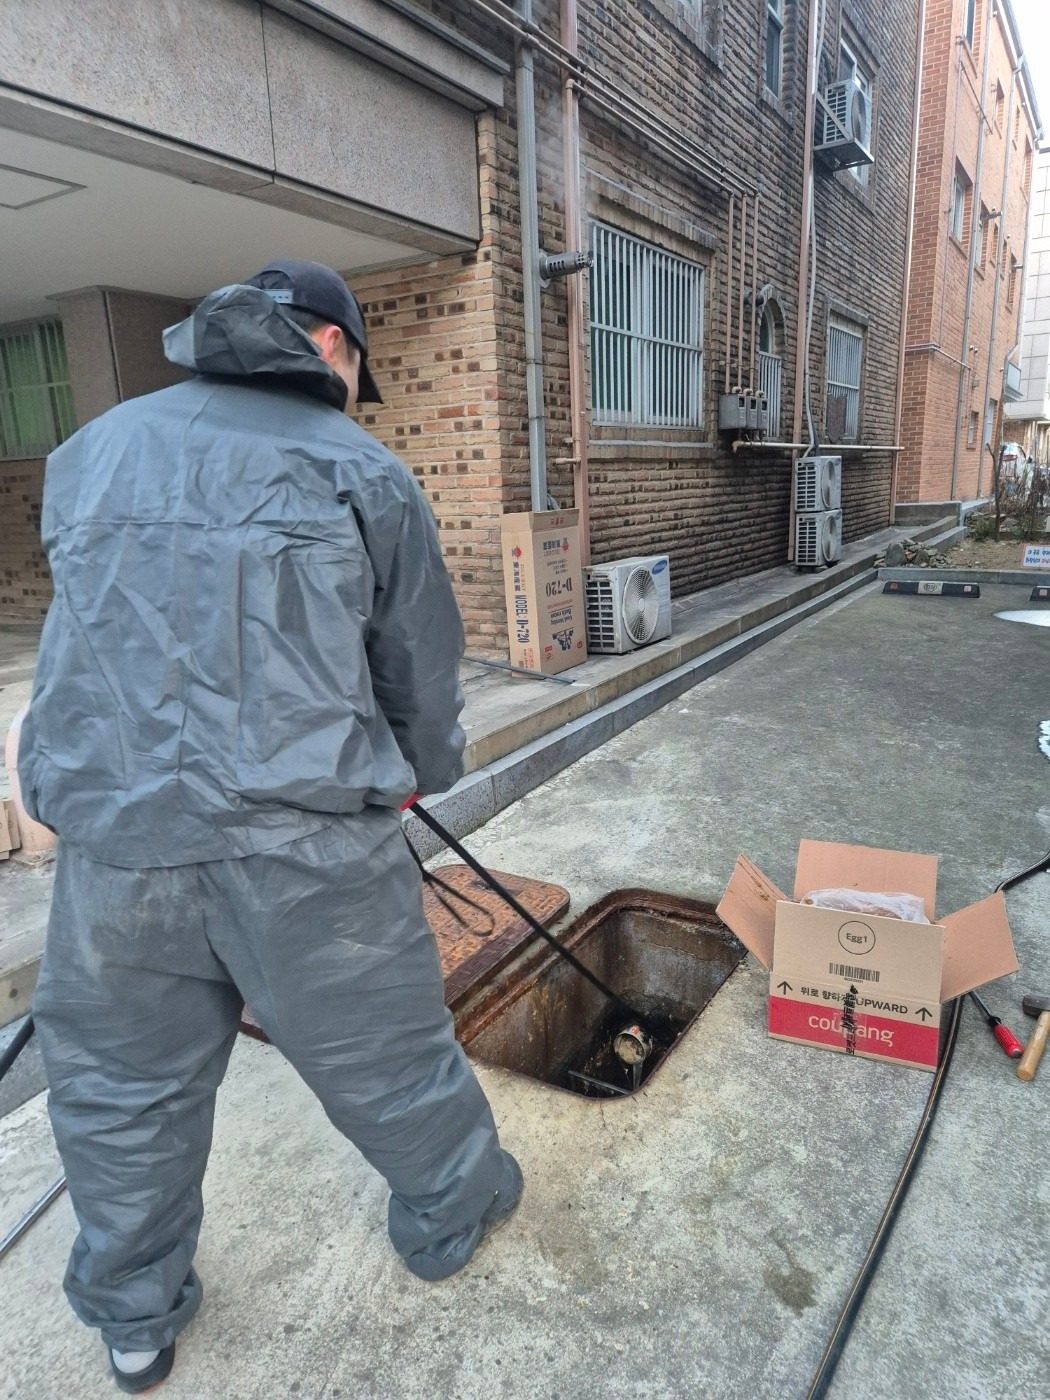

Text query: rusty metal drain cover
(239, 865), (569, 1042)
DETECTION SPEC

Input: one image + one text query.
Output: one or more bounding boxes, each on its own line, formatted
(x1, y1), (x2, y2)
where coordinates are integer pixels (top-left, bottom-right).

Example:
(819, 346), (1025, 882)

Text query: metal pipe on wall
(737, 195), (747, 389)
(788, 0), (821, 561)
(950, 6), (995, 499)
(976, 54), (1022, 497)
(733, 440), (903, 453)
(749, 194), (760, 391)
(516, 0), (548, 511)
(892, 0), (927, 516)
(560, 0), (590, 559)
(725, 195), (735, 395)
(466, 0), (749, 197)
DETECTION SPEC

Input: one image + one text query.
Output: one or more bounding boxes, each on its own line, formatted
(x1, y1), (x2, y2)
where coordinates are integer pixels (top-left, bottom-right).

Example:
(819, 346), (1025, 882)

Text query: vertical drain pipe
(561, 0), (590, 558)
(950, 17), (994, 500)
(892, 0), (927, 518)
(789, 0), (820, 560)
(725, 195), (735, 395)
(749, 194), (761, 391)
(737, 195), (748, 388)
(976, 48), (1023, 498)
(517, 0), (548, 511)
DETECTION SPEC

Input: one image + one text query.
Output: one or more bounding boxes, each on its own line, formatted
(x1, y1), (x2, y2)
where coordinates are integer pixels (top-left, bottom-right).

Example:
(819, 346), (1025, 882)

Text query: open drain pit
(459, 890), (745, 1099)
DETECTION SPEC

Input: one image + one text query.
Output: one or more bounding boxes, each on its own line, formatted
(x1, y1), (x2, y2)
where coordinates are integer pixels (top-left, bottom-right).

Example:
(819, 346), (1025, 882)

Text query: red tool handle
(993, 1023), (1024, 1059)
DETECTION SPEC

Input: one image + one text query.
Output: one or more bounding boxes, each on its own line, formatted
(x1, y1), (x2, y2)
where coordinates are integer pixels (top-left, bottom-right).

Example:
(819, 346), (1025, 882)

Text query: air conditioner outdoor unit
(585, 555), (672, 654)
(815, 78), (873, 170)
(795, 510), (843, 569)
(794, 455), (842, 512)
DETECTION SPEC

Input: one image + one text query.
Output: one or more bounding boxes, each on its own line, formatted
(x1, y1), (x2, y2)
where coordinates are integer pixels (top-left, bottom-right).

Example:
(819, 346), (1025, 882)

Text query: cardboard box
(717, 840), (1018, 1071)
(500, 510), (586, 676)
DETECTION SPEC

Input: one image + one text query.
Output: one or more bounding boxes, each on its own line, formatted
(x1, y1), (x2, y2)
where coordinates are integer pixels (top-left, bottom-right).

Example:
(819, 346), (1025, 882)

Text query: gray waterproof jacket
(19, 285), (465, 868)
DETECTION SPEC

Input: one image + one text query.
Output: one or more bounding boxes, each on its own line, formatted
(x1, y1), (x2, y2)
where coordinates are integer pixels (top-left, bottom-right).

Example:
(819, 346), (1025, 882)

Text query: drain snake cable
(408, 803), (644, 1024)
(806, 845), (1050, 1400)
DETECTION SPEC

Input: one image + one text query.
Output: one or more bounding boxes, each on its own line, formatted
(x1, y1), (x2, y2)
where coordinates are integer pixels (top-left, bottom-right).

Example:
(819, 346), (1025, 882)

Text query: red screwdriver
(969, 990), (1024, 1058)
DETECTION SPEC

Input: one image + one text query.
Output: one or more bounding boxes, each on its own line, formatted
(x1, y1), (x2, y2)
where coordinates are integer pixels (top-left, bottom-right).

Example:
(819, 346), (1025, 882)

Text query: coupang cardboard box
(717, 840), (1018, 1071)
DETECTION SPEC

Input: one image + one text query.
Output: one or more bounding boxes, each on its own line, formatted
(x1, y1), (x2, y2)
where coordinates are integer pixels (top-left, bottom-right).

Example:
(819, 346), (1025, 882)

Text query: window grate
(826, 316), (863, 442)
(590, 223), (705, 428)
(0, 319), (75, 459)
(757, 350), (782, 437)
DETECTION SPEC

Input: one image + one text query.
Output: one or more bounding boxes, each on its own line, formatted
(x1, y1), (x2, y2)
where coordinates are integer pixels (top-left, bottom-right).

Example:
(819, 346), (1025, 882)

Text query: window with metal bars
(825, 315), (863, 442)
(589, 223), (705, 428)
(758, 305), (782, 437)
(950, 165), (971, 243)
(0, 320), (75, 459)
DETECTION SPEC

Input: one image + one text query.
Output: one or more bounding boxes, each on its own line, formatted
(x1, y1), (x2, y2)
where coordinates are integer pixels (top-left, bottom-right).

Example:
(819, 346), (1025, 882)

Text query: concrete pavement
(1, 582), (1048, 1398)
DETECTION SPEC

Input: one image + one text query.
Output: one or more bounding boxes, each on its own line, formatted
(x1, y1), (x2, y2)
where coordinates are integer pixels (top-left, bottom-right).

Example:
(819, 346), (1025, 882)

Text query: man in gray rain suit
(19, 259), (522, 1394)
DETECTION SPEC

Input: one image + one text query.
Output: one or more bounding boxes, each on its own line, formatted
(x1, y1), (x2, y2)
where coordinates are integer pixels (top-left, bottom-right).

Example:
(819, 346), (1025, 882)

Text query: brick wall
(351, 0), (918, 649)
(0, 459), (50, 621)
(900, 0), (1038, 502)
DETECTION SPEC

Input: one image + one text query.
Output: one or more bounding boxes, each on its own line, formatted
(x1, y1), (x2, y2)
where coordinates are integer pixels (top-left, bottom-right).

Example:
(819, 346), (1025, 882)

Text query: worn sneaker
(109, 1344), (176, 1394)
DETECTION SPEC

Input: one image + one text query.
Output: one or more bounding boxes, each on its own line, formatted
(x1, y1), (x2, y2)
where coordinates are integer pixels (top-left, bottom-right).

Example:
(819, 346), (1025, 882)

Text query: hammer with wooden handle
(1017, 994), (1050, 1082)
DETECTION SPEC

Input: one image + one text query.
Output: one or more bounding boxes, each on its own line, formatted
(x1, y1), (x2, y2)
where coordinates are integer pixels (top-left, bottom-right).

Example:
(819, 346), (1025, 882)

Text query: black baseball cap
(246, 258), (382, 404)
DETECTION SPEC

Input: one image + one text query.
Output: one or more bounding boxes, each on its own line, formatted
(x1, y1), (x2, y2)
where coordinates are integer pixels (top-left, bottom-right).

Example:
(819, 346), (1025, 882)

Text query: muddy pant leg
(33, 848), (242, 1351)
(202, 812), (520, 1282)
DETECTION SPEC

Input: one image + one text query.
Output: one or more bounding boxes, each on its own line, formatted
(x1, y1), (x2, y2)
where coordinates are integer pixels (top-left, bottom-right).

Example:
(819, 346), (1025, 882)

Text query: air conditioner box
(795, 455), (842, 512)
(585, 555), (672, 655)
(815, 78), (874, 170)
(795, 509), (842, 569)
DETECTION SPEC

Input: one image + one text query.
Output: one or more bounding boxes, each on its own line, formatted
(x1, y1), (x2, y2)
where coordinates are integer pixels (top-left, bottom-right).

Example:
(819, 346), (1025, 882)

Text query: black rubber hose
(806, 847), (1050, 1399)
(409, 804), (644, 1023)
(0, 1015), (34, 1083)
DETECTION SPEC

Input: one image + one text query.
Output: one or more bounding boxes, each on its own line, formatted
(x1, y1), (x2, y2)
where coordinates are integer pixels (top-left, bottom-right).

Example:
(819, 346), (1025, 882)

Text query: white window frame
(826, 314), (864, 443)
(0, 318), (75, 460)
(964, 0), (976, 48)
(590, 223), (706, 429)
(765, 0), (784, 98)
(838, 39), (873, 187)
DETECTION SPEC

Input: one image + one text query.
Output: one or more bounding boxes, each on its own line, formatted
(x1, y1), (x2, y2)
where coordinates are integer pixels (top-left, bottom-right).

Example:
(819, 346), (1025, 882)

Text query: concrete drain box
(458, 890), (745, 1099)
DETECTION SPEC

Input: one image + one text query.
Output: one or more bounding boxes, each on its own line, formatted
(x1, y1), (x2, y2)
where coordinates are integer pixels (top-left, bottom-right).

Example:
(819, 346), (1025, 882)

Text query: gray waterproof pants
(33, 809), (518, 1352)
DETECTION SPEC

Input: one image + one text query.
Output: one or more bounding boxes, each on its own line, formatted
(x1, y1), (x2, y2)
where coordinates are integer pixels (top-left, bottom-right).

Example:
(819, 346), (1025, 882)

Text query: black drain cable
(0, 1013), (35, 1081)
(806, 845), (1050, 1400)
(408, 802), (644, 1024)
(401, 832), (496, 937)
(0, 1015), (70, 1263)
